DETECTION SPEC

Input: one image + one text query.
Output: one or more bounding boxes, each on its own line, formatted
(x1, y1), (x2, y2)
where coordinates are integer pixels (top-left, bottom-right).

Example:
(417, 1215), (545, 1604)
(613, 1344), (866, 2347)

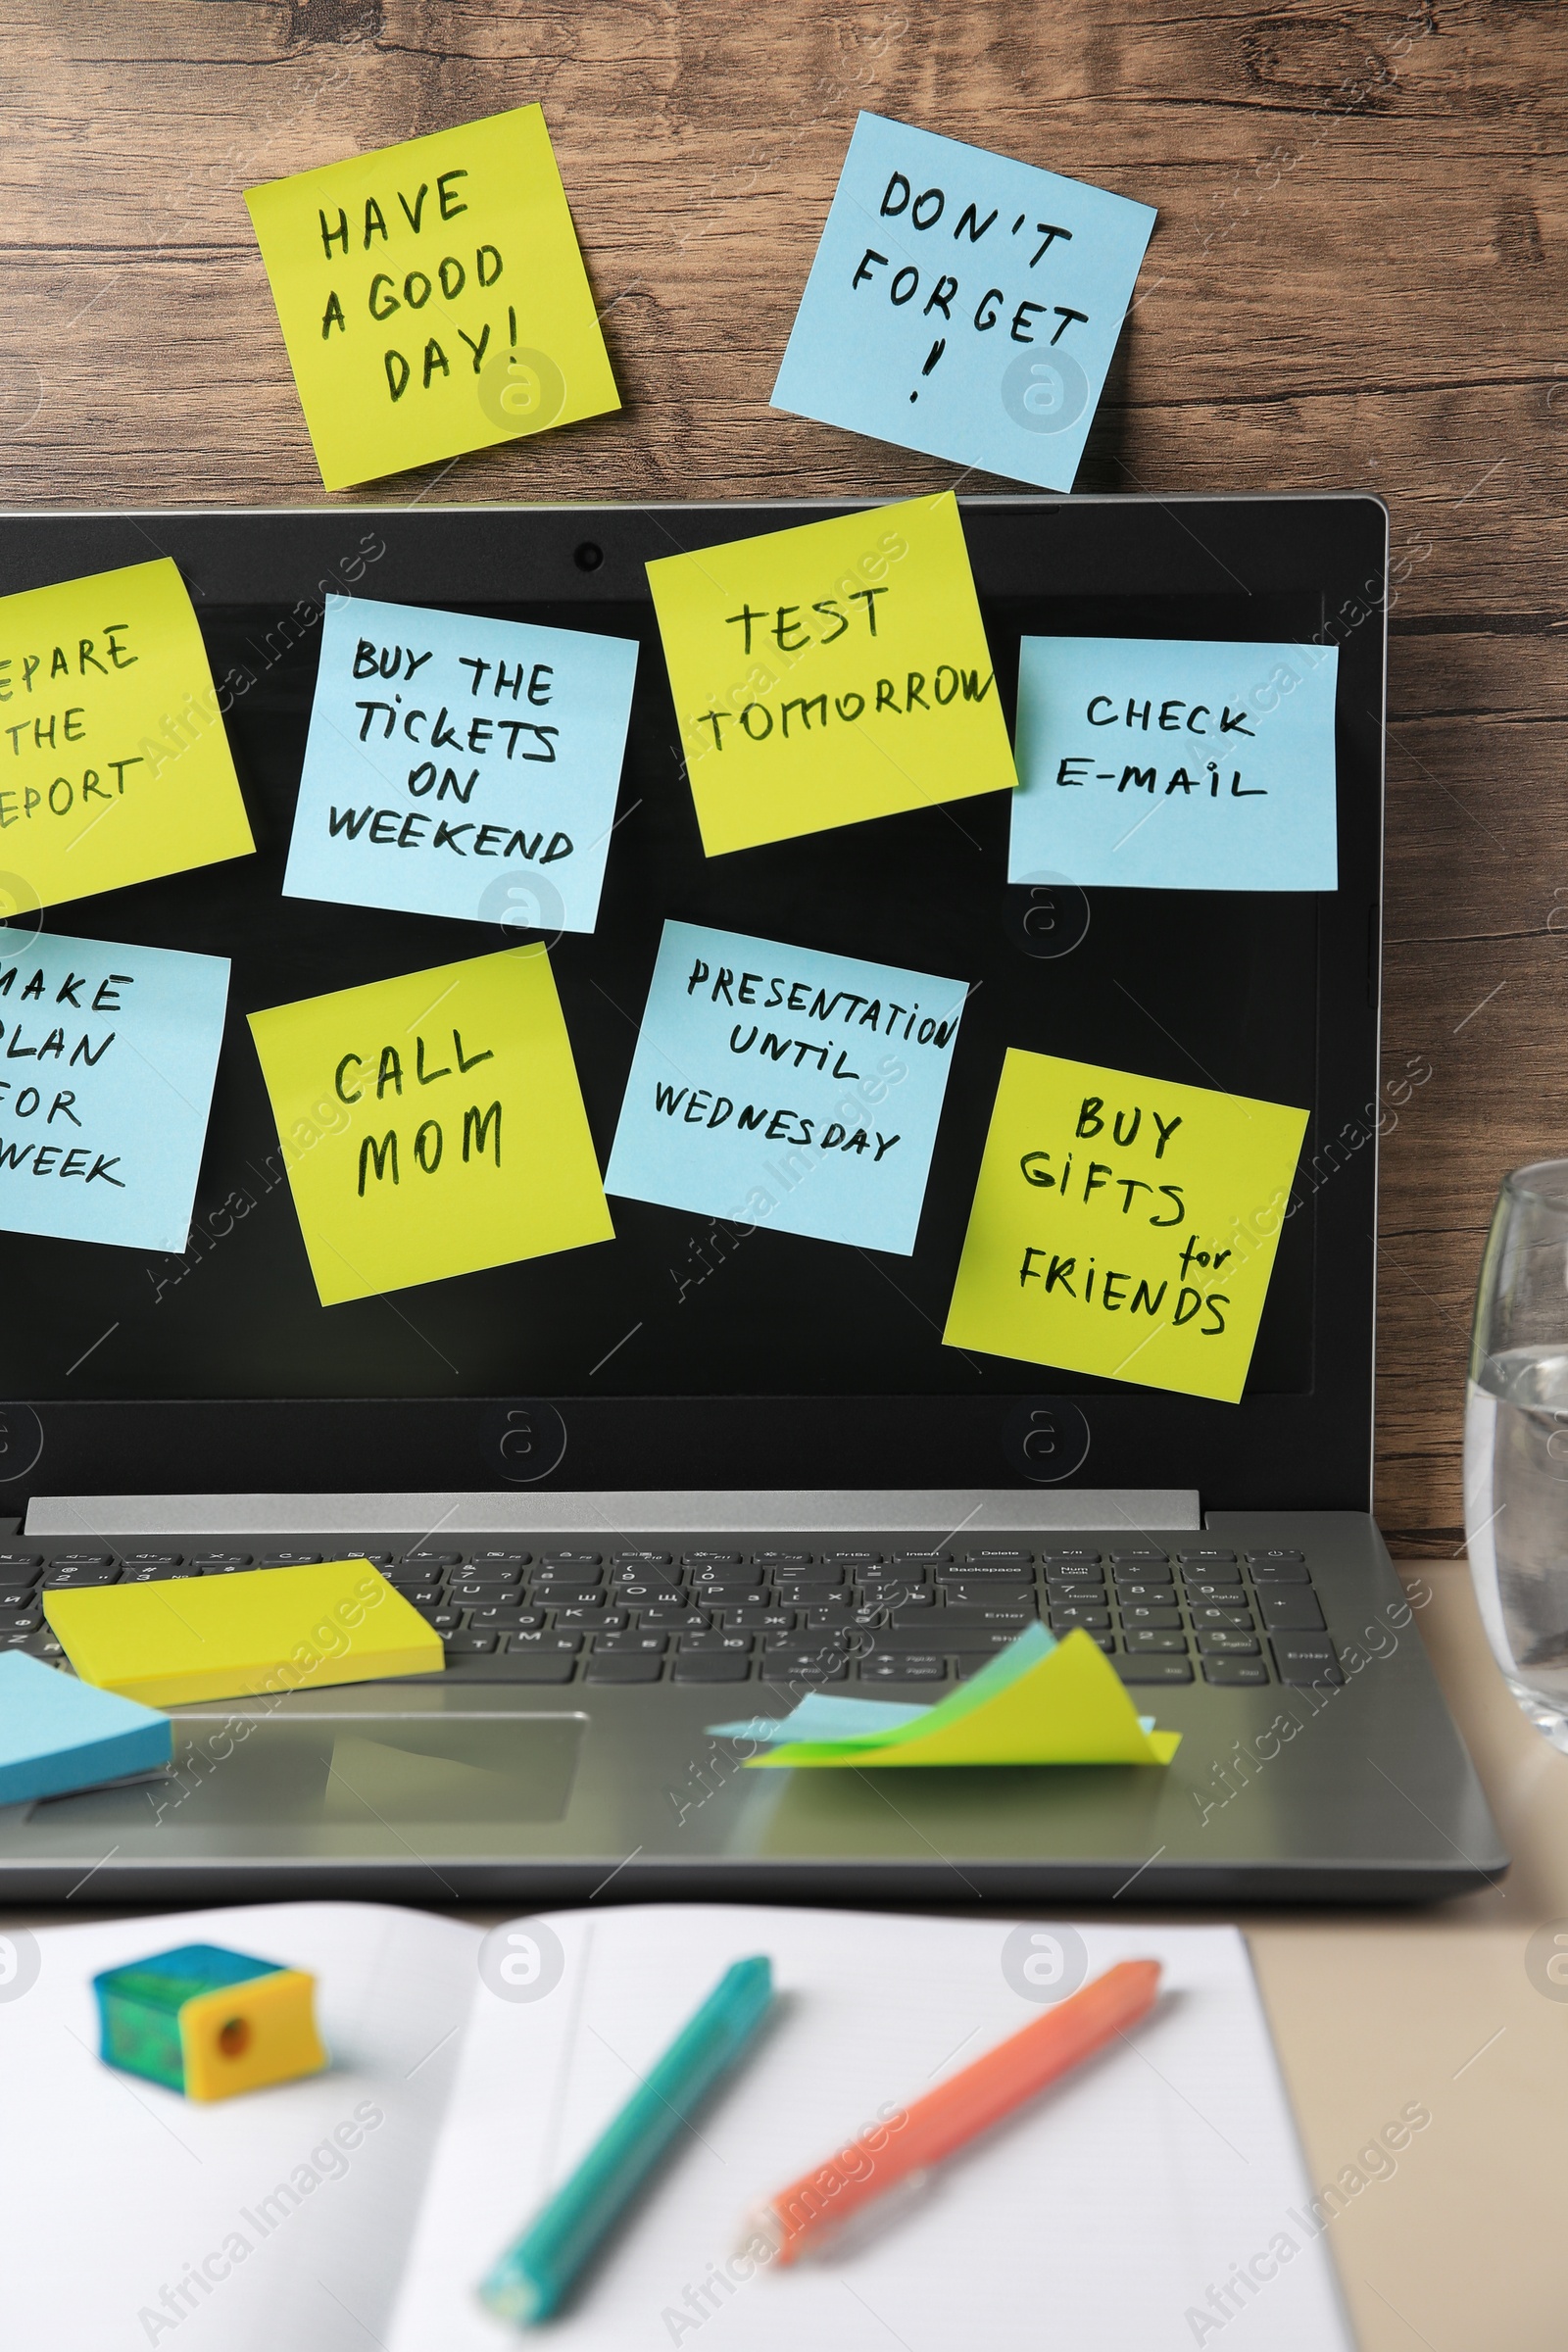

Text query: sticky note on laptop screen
(244, 106), (620, 492)
(646, 493), (1015, 858)
(771, 113), (1155, 493)
(943, 1051), (1308, 1403)
(282, 596), (638, 932)
(247, 944), (612, 1306)
(604, 920), (967, 1253)
(1010, 638), (1340, 892)
(0, 929), (228, 1252)
(0, 559), (253, 909)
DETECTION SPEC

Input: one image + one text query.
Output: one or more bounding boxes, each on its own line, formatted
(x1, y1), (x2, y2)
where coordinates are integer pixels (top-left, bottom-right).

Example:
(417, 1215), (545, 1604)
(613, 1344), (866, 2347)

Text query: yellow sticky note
(944, 1050), (1308, 1403)
(247, 943), (612, 1306)
(646, 492), (1017, 858)
(751, 1629), (1179, 1767)
(244, 106), (619, 491)
(46, 1560), (441, 1706)
(0, 559), (253, 911)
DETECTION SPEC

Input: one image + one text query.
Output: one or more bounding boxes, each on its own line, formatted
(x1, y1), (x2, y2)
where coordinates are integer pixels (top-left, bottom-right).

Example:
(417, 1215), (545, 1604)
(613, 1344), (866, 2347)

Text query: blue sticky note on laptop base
(283, 596), (638, 934)
(0, 928), (228, 1251)
(1009, 636), (1340, 893)
(604, 919), (967, 1253)
(772, 113), (1155, 492)
(0, 1652), (171, 1805)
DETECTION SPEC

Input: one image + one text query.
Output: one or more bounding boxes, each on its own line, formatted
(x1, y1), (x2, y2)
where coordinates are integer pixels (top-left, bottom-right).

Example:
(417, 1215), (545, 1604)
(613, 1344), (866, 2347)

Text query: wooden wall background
(0, 0), (1562, 1548)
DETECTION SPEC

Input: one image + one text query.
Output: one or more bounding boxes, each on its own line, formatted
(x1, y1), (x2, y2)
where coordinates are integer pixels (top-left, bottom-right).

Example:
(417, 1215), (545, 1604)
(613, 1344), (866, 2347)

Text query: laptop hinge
(25, 1488), (1202, 1538)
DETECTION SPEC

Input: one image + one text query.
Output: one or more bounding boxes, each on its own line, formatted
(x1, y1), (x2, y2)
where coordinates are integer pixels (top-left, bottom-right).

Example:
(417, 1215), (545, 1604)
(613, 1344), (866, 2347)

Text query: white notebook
(1, 1901), (1351, 2351)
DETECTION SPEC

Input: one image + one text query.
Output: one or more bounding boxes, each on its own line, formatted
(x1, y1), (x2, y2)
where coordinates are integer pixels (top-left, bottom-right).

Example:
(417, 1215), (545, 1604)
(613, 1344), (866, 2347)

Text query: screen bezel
(0, 494), (1385, 1513)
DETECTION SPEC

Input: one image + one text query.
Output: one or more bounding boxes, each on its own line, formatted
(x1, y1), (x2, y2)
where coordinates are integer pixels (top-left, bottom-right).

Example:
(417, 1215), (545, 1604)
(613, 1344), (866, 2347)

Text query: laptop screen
(0, 500), (1384, 1508)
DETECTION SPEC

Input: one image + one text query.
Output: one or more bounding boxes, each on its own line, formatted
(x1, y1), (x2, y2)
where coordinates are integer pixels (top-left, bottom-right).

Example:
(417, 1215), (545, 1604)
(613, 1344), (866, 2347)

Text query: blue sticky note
(772, 113), (1155, 493)
(710, 1688), (1157, 1743)
(1009, 637), (1341, 893)
(0, 928), (228, 1251)
(710, 1694), (931, 1743)
(282, 595), (639, 933)
(0, 1651), (171, 1805)
(604, 920), (967, 1254)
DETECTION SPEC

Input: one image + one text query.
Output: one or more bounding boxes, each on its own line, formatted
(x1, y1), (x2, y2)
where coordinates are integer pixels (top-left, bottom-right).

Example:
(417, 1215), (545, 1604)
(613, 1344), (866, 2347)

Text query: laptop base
(1, 1500), (1505, 1905)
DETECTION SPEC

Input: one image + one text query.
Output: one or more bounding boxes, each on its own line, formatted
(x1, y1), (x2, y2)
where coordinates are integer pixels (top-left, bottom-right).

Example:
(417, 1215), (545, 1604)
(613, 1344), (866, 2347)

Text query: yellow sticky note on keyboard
(741, 1627), (1180, 1767)
(646, 492), (1017, 858)
(943, 1049), (1308, 1403)
(45, 1561), (441, 1706)
(248, 943), (613, 1306)
(0, 559), (254, 911)
(244, 106), (620, 492)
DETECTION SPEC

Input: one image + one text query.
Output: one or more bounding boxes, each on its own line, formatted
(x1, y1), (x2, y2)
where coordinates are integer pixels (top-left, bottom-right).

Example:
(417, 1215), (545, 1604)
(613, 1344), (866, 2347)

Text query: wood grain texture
(0, 0), (1563, 1544)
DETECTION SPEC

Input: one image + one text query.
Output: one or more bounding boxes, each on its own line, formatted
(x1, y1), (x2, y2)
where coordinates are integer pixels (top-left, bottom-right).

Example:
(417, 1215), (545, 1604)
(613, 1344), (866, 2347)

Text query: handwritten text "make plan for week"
(0, 558), (254, 911)
(772, 113), (1155, 494)
(245, 106), (619, 492)
(605, 921), (967, 1255)
(282, 595), (637, 932)
(1010, 637), (1341, 894)
(248, 947), (612, 1307)
(646, 494), (1017, 858)
(943, 1051), (1309, 1404)
(0, 929), (229, 1254)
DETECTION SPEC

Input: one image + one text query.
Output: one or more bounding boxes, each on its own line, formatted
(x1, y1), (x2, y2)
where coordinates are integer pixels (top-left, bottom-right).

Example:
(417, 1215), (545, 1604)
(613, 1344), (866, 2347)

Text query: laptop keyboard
(0, 1540), (1343, 1690)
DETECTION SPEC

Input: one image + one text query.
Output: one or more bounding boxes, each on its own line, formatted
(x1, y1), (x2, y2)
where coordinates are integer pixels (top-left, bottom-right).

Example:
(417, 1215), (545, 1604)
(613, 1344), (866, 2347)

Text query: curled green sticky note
(738, 1625), (1180, 1768)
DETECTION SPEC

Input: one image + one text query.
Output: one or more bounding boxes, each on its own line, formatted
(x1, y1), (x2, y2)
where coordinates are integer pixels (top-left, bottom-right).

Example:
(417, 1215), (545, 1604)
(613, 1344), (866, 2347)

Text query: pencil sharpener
(92, 1943), (327, 2101)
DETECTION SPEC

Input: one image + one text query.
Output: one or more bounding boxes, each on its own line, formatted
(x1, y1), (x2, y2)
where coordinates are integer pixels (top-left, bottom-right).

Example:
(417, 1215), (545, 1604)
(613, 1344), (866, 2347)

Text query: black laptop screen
(0, 501), (1385, 1507)
(8, 588), (1325, 1402)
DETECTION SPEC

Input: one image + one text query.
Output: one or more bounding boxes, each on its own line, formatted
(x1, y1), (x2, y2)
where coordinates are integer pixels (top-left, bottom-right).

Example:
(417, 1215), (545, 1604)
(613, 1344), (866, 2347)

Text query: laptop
(0, 495), (1504, 1903)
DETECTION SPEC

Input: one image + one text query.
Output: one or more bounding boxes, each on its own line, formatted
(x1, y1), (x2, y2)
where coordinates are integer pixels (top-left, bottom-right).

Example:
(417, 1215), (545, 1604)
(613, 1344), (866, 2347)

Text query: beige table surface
(1240, 1563), (1568, 2352)
(8, 1559), (1564, 2351)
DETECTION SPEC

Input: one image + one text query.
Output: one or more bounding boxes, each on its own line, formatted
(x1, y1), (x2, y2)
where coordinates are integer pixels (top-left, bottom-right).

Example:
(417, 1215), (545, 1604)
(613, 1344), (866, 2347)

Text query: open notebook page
(3, 1900), (476, 2352)
(388, 1906), (1352, 2352)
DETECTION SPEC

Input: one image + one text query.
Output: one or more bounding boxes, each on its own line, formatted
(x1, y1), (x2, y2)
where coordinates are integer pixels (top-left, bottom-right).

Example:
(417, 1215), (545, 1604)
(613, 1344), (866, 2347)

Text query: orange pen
(746, 1958), (1161, 2264)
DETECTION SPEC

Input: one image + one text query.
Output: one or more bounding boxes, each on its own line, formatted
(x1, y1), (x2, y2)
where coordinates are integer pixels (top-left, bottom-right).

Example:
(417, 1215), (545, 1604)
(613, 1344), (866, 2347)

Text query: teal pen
(478, 1953), (775, 2328)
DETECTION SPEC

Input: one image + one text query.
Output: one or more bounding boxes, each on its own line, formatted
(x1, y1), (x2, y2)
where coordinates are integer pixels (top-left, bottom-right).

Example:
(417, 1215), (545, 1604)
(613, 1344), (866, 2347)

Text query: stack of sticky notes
(710, 1624), (1181, 1767)
(0, 1651), (172, 1805)
(44, 1559), (442, 1706)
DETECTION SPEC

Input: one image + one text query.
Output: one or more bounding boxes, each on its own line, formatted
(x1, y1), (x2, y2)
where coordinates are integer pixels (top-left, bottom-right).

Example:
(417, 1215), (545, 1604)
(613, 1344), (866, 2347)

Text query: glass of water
(1465, 1160), (1568, 1750)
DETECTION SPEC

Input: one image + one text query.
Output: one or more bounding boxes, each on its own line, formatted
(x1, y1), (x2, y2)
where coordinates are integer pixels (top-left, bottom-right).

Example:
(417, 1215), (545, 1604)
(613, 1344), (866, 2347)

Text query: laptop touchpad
(33, 1707), (583, 1832)
(321, 1719), (579, 1826)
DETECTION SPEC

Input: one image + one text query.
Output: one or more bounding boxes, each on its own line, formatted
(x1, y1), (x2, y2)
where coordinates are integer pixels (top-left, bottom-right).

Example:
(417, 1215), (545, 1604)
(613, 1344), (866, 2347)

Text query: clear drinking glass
(1464, 1160), (1568, 1751)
